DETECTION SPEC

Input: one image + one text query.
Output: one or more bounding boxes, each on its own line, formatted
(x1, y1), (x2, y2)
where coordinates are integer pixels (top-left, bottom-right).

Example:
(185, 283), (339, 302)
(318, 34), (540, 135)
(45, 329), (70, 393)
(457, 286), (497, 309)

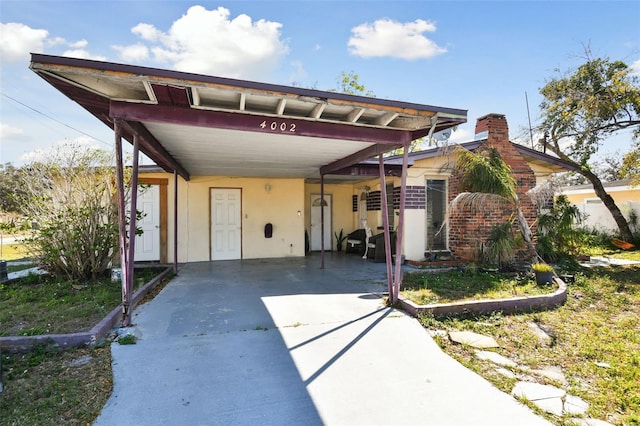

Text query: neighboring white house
(559, 179), (640, 232)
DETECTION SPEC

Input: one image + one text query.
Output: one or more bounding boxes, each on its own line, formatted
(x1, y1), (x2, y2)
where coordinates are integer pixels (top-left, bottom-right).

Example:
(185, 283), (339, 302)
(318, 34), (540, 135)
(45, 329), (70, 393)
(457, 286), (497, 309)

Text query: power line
(1, 91), (112, 148)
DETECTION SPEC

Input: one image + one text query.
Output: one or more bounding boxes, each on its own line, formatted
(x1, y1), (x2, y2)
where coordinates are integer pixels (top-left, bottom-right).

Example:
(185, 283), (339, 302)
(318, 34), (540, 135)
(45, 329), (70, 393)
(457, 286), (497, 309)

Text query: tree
(17, 143), (124, 280)
(0, 163), (26, 214)
(620, 141), (640, 186)
(335, 71), (426, 153)
(538, 52), (640, 242)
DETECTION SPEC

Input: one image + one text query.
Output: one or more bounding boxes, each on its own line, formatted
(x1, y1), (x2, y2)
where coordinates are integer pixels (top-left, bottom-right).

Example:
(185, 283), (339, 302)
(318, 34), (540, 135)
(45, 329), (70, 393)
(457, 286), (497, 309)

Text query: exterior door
(310, 194), (332, 251)
(211, 188), (242, 260)
(134, 185), (160, 261)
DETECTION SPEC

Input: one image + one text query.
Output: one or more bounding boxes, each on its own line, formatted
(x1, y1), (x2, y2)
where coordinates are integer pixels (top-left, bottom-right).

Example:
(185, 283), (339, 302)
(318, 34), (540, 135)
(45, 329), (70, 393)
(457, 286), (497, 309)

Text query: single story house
(29, 54), (574, 320)
(559, 179), (640, 233)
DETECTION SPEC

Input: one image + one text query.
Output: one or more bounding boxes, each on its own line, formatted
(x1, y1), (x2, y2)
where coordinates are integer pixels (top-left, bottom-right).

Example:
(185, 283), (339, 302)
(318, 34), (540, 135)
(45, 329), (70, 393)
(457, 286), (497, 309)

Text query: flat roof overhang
(29, 54), (467, 181)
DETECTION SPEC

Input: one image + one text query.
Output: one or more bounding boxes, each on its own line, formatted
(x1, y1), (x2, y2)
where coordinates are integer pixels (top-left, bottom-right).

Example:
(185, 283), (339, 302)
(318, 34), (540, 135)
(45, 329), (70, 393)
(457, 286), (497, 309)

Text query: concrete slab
(95, 254), (550, 425)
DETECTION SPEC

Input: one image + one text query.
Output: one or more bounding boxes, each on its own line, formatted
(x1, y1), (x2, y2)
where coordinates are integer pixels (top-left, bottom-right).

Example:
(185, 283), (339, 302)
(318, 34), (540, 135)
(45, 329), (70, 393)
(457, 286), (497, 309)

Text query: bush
(17, 143), (130, 281)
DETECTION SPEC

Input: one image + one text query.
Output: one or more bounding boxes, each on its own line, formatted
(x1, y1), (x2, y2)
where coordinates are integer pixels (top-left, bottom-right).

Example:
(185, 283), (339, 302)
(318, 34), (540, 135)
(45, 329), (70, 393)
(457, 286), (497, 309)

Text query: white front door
(211, 188), (242, 260)
(310, 193), (332, 251)
(134, 185), (160, 261)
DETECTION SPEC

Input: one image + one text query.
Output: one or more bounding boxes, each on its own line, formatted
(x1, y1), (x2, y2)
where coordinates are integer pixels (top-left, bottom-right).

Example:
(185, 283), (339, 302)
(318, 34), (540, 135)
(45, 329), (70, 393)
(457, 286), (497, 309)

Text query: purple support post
(126, 134), (140, 312)
(378, 154), (393, 299)
(114, 120), (131, 326)
(392, 142), (410, 304)
(320, 174), (325, 269)
(173, 170), (178, 274)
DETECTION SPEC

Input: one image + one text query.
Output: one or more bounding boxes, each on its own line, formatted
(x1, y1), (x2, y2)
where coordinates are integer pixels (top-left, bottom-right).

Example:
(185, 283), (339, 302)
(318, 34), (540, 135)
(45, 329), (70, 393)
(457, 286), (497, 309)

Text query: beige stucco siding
(140, 173), (306, 262)
(304, 182), (358, 250)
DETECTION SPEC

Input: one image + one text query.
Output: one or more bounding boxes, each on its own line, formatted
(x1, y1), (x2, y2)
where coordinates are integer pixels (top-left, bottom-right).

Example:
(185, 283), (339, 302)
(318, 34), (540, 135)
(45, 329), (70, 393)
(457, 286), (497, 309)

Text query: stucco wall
(304, 182), (358, 250)
(140, 173), (306, 262)
(561, 185), (640, 232)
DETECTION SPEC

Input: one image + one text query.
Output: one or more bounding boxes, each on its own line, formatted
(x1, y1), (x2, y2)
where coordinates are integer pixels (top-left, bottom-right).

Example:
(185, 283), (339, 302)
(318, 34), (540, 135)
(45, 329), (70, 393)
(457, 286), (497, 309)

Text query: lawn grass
(419, 264), (640, 425)
(0, 346), (113, 425)
(0, 267), (172, 425)
(0, 269), (161, 336)
(401, 269), (553, 305)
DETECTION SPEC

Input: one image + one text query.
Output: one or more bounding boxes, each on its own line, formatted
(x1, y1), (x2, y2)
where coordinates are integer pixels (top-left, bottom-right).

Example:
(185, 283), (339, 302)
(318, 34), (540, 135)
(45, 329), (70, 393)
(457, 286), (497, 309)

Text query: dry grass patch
(419, 265), (640, 425)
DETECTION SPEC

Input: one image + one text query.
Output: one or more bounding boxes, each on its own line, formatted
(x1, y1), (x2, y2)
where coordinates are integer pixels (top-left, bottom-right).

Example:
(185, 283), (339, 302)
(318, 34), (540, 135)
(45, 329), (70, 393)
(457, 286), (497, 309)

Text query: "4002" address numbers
(259, 120), (297, 132)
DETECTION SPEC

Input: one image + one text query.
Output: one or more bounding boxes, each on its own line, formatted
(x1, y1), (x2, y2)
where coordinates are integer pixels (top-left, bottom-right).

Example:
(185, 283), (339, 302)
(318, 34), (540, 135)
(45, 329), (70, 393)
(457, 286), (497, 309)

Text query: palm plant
(448, 147), (537, 263)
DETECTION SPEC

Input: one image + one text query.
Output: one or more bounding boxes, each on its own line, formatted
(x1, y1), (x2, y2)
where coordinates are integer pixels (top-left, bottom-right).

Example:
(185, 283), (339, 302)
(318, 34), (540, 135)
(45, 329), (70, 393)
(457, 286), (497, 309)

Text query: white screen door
(134, 185), (160, 261)
(211, 188), (242, 260)
(310, 194), (331, 251)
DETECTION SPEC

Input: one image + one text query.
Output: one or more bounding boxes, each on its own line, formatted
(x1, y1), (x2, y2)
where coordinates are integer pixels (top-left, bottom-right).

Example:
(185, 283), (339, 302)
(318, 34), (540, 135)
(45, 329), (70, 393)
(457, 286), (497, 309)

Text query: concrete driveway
(95, 254), (549, 426)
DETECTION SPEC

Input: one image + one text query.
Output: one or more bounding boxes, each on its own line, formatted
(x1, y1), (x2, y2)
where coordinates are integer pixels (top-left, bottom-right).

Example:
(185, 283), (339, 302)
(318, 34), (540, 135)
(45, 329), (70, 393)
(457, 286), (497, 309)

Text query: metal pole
(320, 174), (325, 269)
(392, 142), (410, 304)
(173, 169), (178, 274)
(114, 120), (130, 326)
(378, 154), (393, 299)
(126, 134), (140, 313)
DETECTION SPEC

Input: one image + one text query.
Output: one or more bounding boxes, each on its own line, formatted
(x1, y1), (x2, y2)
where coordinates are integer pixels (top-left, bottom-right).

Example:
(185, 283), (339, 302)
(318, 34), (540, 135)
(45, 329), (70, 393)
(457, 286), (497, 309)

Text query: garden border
(398, 277), (567, 318)
(0, 267), (173, 353)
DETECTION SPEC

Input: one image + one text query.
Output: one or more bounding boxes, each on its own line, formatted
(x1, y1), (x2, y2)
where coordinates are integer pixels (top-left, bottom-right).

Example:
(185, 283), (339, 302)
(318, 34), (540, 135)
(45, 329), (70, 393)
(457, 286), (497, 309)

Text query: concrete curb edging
(0, 267), (173, 353)
(399, 277), (567, 318)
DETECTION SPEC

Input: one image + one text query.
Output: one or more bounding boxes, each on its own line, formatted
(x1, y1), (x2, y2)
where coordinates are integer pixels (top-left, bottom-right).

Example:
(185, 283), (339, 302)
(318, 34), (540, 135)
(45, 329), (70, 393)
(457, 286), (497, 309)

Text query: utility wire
(1, 91), (112, 148)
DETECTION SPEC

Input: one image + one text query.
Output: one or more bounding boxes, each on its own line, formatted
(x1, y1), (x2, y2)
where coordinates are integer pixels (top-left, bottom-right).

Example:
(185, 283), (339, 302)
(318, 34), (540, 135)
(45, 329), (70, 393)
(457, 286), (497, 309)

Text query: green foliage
(483, 222), (522, 269)
(336, 71), (375, 97)
(456, 147), (518, 202)
(536, 194), (585, 261)
(117, 334), (137, 345)
(0, 162), (26, 214)
(334, 228), (347, 249)
(620, 141), (640, 186)
(531, 262), (553, 273)
(16, 143), (129, 280)
(539, 55), (640, 166)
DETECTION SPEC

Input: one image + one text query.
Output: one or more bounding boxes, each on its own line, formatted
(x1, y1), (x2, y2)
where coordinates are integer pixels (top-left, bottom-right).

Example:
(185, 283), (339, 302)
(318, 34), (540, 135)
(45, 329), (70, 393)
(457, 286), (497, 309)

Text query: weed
(117, 334), (137, 345)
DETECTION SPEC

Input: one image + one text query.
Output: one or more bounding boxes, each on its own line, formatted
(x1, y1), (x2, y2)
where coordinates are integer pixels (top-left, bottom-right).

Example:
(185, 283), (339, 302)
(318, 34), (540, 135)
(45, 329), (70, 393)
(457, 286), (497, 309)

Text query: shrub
(17, 143), (132, 281)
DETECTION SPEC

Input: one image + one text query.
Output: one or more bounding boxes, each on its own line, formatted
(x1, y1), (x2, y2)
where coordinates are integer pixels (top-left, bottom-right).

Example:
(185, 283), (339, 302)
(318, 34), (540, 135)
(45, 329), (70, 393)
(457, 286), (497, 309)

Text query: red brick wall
(449, 114), (537, 262)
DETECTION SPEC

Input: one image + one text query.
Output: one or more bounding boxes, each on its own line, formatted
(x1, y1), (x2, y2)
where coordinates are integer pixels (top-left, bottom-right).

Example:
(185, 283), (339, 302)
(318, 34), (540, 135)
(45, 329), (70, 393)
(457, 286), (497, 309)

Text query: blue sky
(1, 0), (639, 166)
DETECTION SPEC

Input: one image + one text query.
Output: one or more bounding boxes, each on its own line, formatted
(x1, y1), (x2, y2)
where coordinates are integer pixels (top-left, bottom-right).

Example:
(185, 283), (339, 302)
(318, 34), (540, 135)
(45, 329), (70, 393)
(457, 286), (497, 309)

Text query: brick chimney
(448, 113), (538, 262)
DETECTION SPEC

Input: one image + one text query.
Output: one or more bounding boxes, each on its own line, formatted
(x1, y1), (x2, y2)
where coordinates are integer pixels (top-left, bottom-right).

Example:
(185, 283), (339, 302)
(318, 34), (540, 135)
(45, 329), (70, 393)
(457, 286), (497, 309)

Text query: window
(426, 179), (447, 250)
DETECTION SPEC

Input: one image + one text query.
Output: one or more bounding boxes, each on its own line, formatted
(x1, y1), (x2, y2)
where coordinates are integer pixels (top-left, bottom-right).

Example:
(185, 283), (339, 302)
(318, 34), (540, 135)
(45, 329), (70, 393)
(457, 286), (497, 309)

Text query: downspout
(392, 142), (410, 304)
(126, 134), (140, 314)
(173, 170), (178, 274)
(320, 174), (325, 269)
(114, 120), (131, 326)
(378, 155), (393, 298)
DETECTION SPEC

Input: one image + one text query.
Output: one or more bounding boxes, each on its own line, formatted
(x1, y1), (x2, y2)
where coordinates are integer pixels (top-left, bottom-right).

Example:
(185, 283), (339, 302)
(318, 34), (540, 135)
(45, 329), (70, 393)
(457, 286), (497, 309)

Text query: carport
(29, 53), (467, 325)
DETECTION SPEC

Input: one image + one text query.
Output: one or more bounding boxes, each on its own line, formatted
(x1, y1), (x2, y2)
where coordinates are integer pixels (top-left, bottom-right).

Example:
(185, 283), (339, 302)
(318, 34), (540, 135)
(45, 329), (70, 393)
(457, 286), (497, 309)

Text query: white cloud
(0, 22), (104, 64)
(0, 22), (48, 62)
(0, 123), (25, 139)
(348, 18), (447, 60)
(132, 23), (162, 42)
(629, 59), (640, 77)
(112, 43), (150, 62)
(121, 5), (288, 80)
(61, 49), (107, 61)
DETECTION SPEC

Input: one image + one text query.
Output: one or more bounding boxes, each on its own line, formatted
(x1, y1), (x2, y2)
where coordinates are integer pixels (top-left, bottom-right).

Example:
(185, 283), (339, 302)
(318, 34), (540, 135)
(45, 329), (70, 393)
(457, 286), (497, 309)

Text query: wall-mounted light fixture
(265, 184), (271, 193)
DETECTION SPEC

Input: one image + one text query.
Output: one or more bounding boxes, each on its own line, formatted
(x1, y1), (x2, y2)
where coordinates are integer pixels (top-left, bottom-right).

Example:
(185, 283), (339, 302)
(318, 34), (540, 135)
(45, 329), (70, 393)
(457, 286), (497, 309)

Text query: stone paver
(512, 381), (589, 417)
(475, 350), (517, 367)
(449, 330), (499, 348)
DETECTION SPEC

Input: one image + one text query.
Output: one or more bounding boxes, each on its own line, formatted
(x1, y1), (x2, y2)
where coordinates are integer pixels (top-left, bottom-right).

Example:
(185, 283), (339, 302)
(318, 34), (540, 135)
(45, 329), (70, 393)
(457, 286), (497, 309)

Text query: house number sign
(259, 120), (297, 133)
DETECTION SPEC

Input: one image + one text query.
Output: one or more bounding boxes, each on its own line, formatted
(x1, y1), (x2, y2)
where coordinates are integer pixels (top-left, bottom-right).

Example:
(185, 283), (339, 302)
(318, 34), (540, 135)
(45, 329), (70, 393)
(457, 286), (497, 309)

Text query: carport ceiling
(30, 54), (467, 181)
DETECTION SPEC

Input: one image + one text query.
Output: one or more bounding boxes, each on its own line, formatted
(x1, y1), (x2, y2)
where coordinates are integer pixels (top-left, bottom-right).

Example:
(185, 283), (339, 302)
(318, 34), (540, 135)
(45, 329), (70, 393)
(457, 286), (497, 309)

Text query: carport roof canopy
(30, 54), (467, 181)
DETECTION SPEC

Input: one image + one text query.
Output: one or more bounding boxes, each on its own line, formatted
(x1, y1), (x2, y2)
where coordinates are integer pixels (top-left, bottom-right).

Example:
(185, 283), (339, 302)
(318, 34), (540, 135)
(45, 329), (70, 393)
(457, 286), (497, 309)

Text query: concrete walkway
(95, 254), (549, 426)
